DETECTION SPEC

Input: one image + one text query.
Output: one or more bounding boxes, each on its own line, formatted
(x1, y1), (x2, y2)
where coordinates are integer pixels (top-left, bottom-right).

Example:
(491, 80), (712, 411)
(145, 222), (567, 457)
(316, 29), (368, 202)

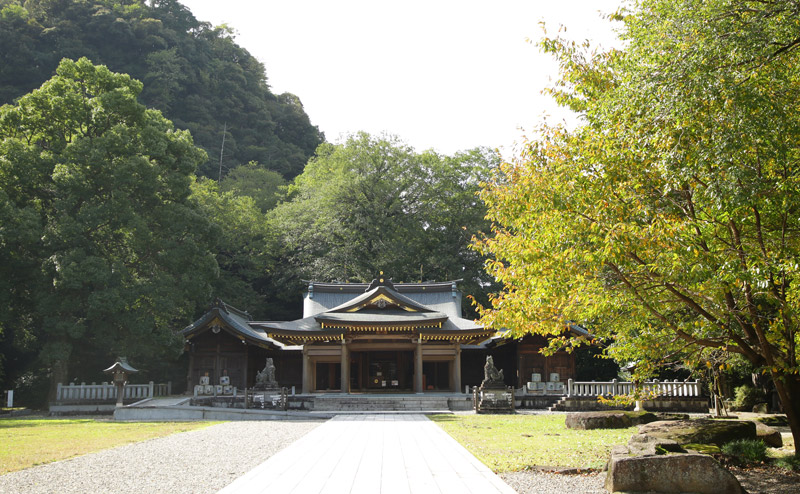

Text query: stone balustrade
(55, 381), (171, 402)
(566, 379), (701, 398)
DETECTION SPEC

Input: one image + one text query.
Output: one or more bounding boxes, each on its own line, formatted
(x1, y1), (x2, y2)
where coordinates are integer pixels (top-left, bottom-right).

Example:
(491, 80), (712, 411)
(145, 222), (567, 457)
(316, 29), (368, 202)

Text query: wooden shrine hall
(182, 277), (581, 394)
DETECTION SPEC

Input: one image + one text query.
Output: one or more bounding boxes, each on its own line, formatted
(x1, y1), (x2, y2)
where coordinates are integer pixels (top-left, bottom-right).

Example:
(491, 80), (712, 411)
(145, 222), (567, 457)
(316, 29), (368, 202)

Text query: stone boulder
(757, 415), (788, 427)
(755, 421), (783, 448)
(637, 419), (756, 446)
(653, 412), (689, 421)
(626, 434), (685, 456)
(605, 452), (744, 493)
(565, 411), (657, 430)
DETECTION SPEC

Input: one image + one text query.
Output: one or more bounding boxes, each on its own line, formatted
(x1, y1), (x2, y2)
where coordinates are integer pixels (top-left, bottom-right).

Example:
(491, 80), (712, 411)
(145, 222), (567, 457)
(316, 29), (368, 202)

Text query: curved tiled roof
(257, 280), (491, 344)
(186, 280), (494, 346)
(182, 298), (282, 349)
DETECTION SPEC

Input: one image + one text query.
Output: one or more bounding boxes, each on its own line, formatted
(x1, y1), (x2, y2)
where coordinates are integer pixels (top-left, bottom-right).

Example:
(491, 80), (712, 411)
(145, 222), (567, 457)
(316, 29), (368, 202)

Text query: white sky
(179, 0), (624, 159)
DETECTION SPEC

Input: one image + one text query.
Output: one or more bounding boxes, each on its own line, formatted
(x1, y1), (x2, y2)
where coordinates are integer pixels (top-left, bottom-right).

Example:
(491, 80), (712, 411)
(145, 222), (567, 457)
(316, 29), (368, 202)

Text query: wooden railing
(55, 381), (171, 402)
(566, 379), (701, 398)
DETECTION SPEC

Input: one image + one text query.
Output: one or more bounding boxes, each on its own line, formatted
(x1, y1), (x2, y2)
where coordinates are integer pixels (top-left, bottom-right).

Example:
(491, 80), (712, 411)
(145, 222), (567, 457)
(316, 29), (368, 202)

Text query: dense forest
(0, 0), (323, 179)
(0, 1), (497, 405)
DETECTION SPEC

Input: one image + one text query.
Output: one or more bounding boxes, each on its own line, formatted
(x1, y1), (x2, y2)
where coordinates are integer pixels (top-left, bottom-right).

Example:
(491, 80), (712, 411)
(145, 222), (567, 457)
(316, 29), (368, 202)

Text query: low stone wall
(517, 395), (562, 409)
(113, 404), (331, 421)
(49, 400), (140, 415)
(287, 396), (315, 410)
(285, 394), (473, 412)
(552, 396), (631, 411)
(448, 396), (473, 411)
(643, 397), (709, 413)
(555, 396), (708, 413)
(190, 396), (244, 408)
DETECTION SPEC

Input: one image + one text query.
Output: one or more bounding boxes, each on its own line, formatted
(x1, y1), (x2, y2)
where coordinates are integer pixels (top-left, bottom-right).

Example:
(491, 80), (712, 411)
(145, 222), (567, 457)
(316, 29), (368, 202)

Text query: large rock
(756, 415), (788, 427)
(605, 452), (744, 493)
(626, 434), (685, 456)
(565, 411), (657, 430)
(755, 421), (783, 447)
(637, 419), (756, 446)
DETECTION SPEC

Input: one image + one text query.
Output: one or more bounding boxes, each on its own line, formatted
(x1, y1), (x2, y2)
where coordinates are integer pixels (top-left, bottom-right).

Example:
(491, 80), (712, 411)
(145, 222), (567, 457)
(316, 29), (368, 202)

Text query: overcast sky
(179, 0), (624, 159)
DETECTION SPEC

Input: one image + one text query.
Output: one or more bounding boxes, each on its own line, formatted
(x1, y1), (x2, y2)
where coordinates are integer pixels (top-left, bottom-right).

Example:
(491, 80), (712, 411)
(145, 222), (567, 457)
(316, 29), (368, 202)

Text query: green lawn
(430, 413), (637, 472)
(0, 417), (218, 474)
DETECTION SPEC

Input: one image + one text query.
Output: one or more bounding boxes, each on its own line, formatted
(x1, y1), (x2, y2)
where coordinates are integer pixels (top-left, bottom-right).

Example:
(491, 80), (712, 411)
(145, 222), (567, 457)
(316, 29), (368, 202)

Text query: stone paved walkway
(216, 414), (516, 494)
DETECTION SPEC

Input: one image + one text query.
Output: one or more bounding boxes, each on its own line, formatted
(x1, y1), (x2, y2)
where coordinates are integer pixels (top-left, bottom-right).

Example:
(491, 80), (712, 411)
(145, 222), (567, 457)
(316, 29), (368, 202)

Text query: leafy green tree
(220, 162), (286, 213)
(191, 177), (279, 318)
(0, 58), (217, 395)
(475, 0), (800, 447)
(270, 132), (498, 315)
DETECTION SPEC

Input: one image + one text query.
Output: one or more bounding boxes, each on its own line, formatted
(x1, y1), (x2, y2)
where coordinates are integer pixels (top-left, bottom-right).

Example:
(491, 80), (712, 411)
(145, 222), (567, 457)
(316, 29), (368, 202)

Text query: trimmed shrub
(721, 439), (767, 463)
(773, 455), (800, 471)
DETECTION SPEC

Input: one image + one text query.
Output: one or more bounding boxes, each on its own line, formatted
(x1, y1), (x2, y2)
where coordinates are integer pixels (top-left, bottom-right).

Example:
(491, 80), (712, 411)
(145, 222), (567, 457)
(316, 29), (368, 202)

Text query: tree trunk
(48, 359), (69, 401)
(773, 372), (800, 455)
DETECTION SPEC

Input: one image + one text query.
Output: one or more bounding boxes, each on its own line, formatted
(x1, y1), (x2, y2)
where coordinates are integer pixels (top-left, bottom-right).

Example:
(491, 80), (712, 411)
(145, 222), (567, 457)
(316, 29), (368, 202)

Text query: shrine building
(182, 277), (583, 395)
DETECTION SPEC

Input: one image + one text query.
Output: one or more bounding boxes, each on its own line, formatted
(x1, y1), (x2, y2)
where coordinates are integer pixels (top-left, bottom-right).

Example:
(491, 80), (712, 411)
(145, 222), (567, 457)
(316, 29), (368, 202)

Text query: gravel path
(0, 420), (320, 494)
(501, 466), (800, 494)
(500, 471), (605, 494)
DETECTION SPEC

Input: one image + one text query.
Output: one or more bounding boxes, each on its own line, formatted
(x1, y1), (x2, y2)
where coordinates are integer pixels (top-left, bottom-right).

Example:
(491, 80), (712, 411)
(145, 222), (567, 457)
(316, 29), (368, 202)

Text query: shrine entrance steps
(308, 393), (472, 412)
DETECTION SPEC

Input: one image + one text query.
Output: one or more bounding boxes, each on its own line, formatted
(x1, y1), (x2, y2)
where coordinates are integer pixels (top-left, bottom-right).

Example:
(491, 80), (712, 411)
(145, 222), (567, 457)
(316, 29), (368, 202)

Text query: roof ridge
(212, 297), (252, 321)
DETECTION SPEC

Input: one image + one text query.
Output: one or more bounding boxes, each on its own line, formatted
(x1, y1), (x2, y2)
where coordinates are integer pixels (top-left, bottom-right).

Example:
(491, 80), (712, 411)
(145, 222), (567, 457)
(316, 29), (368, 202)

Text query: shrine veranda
(183, 278), (580, 397)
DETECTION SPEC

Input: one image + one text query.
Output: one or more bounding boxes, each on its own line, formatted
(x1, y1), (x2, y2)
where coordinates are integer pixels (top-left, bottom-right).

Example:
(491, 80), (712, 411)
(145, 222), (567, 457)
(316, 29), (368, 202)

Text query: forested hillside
(0, 0), (323, 179)
(0, 1), (497, 407)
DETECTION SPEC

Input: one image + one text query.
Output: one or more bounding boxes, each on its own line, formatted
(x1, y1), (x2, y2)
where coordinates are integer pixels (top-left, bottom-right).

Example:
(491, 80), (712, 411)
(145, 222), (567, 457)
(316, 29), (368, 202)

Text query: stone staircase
(548, 396), (570, 412)
(310, 394), (468, 412)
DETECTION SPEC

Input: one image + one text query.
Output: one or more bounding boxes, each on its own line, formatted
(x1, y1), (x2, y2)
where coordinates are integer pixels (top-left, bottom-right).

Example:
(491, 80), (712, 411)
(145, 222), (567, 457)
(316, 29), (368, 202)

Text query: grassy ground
(0, 417), (217, 474)
(430, 413), (637, 472)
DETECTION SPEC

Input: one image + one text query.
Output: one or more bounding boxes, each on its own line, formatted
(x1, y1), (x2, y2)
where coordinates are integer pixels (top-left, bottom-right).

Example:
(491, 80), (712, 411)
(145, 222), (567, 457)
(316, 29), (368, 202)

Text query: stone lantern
(103, 357), (139, 408)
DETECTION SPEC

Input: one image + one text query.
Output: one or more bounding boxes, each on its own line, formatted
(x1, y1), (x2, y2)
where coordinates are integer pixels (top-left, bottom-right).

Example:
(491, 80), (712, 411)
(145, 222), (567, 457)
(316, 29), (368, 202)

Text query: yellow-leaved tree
(475, 0), (800, 450)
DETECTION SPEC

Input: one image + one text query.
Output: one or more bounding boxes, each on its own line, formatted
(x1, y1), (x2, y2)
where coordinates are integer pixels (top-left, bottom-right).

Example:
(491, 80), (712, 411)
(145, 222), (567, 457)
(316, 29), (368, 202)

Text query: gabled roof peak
(328, 284), (434, 314)
(365, 274), (395, 292)
(211, 297), (252, 321)
(308, 280), (462, 294)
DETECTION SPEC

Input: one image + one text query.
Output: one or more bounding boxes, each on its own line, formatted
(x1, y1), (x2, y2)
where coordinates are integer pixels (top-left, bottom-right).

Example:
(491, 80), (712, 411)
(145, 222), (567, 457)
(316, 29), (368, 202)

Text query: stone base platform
(310, 393), (471, 412)
(113, 393), (475, 420)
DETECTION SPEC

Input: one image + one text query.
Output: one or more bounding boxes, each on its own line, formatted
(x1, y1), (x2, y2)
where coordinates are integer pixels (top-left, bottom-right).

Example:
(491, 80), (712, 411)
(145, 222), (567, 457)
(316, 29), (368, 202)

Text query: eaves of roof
(315, 310), (447, 326)
(183, 302), (280, 349)
(310, 281), (459, 294)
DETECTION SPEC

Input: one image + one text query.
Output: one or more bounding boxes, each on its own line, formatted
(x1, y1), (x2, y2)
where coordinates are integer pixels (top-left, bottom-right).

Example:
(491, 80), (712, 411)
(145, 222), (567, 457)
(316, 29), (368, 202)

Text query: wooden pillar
(570, 351), (576, 381)
(340, 340), (349, 393)
(215, 341), (221, 385)
(186, 344), (195, 392)
(243, 344), (249, 389)
(454, 343), (462, 393)
(302, 346), (312, 394)
(414, 338), (423, 393)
